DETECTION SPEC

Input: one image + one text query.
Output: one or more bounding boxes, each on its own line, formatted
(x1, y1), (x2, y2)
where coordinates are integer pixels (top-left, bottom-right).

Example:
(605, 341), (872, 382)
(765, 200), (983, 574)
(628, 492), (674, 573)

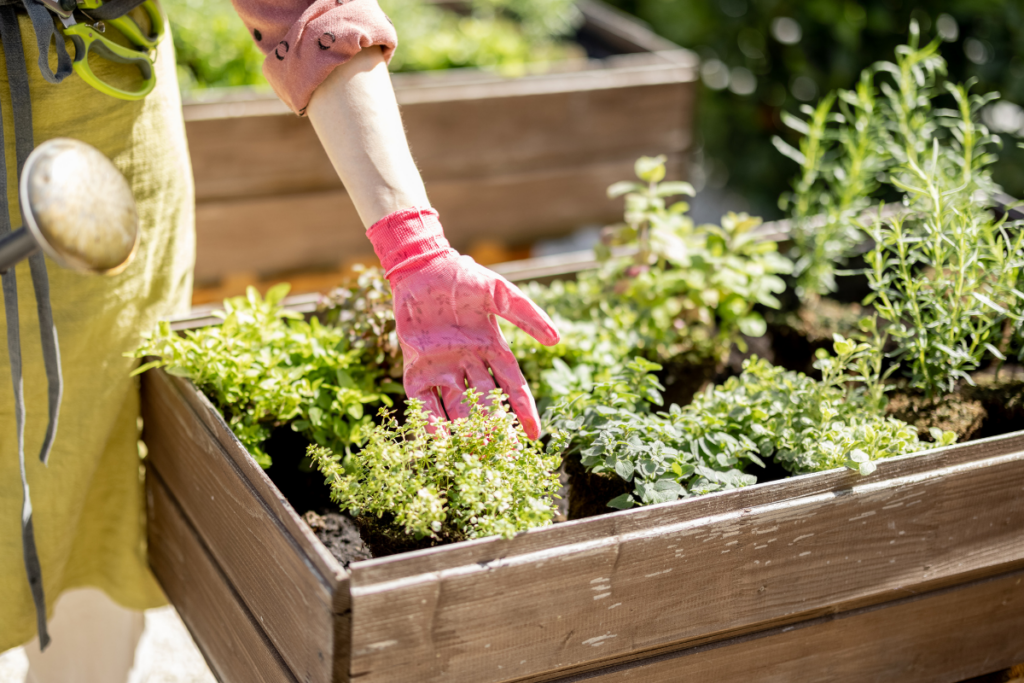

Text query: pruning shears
(39, 0), (165, 100)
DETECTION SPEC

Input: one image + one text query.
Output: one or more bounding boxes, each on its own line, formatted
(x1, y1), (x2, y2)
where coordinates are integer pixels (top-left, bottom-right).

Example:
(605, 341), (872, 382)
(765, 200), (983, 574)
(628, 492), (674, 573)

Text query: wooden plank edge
(347, 429), (1024, 586)
(533, 564), (1024, 683)
(145, 368), (346, 586)
(147, 466), (301, 683)
(182, 51), (695, 122)
(509, 557), (1024, 683)
(575, 0), (685, 54)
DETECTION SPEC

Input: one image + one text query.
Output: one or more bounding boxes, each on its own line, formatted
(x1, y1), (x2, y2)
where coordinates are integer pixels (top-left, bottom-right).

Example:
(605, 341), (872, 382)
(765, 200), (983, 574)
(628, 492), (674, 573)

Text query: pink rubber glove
(367, 207), (560, 439)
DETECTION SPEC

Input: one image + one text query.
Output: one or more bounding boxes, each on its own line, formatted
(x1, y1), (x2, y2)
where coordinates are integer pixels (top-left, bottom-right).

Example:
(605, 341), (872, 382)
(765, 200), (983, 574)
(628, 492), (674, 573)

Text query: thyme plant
(310, 389), (561, 542)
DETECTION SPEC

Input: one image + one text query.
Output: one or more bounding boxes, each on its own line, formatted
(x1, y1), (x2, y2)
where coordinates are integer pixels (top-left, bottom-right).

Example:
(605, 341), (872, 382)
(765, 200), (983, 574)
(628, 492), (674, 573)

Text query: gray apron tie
(0, 0), (71, 650)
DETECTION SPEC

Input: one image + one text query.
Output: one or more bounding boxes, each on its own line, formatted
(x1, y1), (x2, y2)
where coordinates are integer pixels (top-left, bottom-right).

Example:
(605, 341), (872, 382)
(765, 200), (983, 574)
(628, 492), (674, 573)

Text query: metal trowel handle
(0, 227), (37, 274)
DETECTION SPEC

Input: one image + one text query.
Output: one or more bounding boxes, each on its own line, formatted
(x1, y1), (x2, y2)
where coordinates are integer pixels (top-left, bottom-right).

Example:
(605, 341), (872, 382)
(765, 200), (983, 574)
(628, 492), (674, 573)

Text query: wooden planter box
(142, 367), (1024, 683)
(145, 209), (1024, 681)
(183, 0), (698, 287)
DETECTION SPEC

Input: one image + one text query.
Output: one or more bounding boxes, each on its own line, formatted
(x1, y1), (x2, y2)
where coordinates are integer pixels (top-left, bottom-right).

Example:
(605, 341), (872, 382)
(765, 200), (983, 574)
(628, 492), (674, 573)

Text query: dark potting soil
(963, 379), (1024, 439)
(658, 356), (719, 408)
(768, 298), (868, 376)
(564, 453), (629, 520)
(302, 510), (372, 568)
(353, 514), (461, 557)
(886, 392), (988, 442)
(261, 425), (378, 565)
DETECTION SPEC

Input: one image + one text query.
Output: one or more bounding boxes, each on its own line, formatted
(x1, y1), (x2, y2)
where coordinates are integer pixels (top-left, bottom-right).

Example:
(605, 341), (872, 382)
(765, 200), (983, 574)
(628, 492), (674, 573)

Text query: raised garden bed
(183, 0), (697, 288)
(142, 360), (1024, 683)
(143, 216), (1024, 680)
(145, 33), (1024, 679)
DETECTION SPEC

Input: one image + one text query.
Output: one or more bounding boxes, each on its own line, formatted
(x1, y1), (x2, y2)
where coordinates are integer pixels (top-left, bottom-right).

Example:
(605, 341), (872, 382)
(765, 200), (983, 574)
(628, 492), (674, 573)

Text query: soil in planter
(768, 298), (867, 376)
(963, 378), (1024, 439)
(353, 515), (464, 557)
(886, 392), (988, 442)
(302, 511), (372, 568)
(262, 426), (377, 565)
(659, 356), (719, 408)
(564, 453), (630, 520)
(886, 375), (1024, 444)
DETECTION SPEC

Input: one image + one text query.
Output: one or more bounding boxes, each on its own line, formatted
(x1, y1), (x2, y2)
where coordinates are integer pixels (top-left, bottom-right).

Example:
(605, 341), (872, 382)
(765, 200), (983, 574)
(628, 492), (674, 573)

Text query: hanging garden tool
(0, 138), (140, 274)
(37, 0), (165, 99)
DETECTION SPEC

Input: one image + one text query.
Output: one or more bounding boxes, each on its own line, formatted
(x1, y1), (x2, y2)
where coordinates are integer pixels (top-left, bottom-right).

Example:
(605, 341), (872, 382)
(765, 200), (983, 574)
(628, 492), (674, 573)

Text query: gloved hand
(367, 207), (560, 439)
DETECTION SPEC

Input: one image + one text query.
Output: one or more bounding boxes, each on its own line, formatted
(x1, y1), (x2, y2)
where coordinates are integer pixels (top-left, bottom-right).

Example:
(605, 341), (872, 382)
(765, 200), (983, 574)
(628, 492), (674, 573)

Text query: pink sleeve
(230, 0), (398, 115)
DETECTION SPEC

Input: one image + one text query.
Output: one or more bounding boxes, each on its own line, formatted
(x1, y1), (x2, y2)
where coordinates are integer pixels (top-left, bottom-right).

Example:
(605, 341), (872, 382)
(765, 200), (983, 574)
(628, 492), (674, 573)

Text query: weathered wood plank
(147, 469), (297, 683)
(551, 567), (1024, 682)
(185, 59), (694, 202)
(347, 433), (1024, 682)
(193, 156), (685, 284)
(142, 369), (344, 683)
(153, 370), (343, 581)
(349, 430), (1024, 586)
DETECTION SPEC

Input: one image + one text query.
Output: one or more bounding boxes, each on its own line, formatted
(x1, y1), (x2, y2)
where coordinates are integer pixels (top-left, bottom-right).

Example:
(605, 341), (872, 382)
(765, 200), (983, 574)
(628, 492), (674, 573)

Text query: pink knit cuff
(366, 207), (455, 280)
(231, 0), (398, 116)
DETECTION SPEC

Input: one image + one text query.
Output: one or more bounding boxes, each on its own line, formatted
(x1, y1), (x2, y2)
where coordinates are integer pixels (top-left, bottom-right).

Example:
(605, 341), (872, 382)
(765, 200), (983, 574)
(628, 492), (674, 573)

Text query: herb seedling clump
(549, 349), (953, 511)
(310, 389), (561, 545)
(133, 284), (401, 467)
(777, 27), (1024, 398)
(504, 155), (792, 404)
(547, 358), (760, 510)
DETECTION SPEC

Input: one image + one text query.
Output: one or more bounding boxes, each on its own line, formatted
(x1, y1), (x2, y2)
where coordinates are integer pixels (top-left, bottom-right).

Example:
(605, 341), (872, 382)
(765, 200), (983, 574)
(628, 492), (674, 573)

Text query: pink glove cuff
(366, 207), (456, 280)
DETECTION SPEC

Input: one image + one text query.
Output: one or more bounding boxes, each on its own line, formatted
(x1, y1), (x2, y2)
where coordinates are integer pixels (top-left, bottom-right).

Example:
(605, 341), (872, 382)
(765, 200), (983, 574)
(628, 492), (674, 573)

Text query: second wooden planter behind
(183, 0), (698, 287)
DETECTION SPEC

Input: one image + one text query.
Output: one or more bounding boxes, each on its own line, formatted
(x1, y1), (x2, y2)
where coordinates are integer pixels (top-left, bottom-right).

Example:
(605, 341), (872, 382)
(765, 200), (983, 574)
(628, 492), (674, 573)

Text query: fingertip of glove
(538, 322), (561, 347)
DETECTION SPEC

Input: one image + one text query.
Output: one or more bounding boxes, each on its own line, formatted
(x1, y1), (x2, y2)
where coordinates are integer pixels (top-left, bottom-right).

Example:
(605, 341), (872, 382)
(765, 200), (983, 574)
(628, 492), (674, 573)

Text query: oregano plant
(132, 284), (401, 467)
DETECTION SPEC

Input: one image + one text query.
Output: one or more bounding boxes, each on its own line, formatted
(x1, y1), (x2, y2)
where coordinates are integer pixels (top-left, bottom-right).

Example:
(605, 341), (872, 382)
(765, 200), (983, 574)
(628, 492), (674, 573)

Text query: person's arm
(229, 0), (560, 438)
(306, 47), (426, 227)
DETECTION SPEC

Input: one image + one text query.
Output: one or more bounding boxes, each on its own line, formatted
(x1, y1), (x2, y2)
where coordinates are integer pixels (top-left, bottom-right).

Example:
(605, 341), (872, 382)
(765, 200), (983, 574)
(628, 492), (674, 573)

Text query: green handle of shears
(99, 0), (166, 50)
(63, 23), (156, 101)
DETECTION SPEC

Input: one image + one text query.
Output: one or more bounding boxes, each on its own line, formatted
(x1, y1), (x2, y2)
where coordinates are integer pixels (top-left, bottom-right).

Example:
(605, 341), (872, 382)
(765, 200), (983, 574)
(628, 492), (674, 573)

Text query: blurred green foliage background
(163, 0), (581, 93)
(602, 0), (1024, 216)
(163, 0), (1024, 213)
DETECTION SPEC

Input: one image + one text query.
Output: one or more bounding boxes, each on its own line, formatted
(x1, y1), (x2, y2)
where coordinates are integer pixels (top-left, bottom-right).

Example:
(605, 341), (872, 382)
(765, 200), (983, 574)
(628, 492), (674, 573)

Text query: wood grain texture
(193, 156), (684, 284)
(346, 432), (1024, 682)
(185, 59), (695, 202)
(147, 470), (297, 683)
(142, 368), (345, 683)
(553, 567), (1024, 682)
(144, 358), (1024, 683)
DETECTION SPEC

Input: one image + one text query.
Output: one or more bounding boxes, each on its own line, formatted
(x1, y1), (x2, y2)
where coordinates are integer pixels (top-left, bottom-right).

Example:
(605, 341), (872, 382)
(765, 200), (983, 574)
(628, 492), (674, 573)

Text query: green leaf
(655, 181), (696, 198)
(858, 461), (877, 476)
(614, 458), (635, 482)
(634, 155), (667, 183)
(130, 359), (165, 377)
(737, 314), (767, 338)
(607, 181), (643, 198)
(607, 493), (635, 510)
(265, 282), (292, 306)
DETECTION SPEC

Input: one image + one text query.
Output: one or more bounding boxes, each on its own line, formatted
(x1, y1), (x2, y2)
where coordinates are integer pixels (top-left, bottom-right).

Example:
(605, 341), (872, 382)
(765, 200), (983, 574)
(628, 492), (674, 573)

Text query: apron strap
(0, 3), (66, 651)
(20, 0), (71, 83)
(7, 4), (62, 467)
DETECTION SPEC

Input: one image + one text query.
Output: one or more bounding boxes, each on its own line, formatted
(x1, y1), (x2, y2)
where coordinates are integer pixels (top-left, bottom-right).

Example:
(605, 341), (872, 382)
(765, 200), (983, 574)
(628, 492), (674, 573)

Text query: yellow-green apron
(0, 14), (194, 652)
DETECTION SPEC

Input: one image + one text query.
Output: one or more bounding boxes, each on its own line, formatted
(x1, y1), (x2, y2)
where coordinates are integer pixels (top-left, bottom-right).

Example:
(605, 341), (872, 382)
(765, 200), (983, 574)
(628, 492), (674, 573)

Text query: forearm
(306, 47), (429, 228)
